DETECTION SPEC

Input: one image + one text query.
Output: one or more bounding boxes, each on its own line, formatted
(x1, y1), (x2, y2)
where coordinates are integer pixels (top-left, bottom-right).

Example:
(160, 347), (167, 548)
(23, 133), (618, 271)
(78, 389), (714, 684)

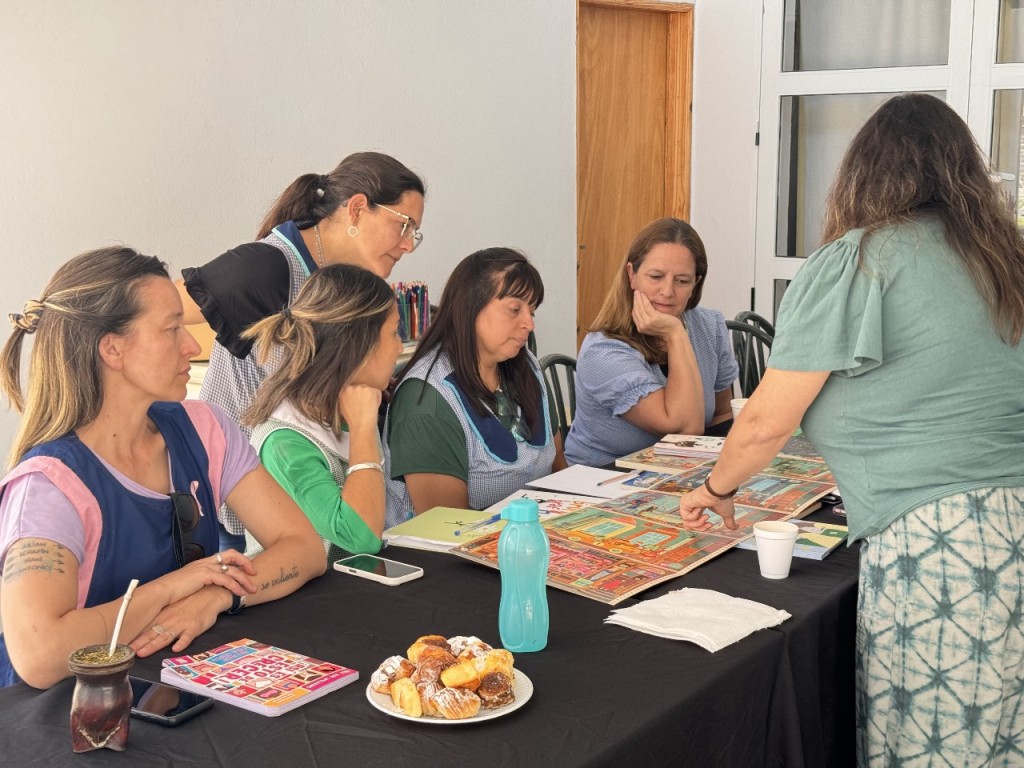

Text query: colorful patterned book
(736, 521), (848, 560)
(652, 434), (725, 455)
(161, 638), (358, 716)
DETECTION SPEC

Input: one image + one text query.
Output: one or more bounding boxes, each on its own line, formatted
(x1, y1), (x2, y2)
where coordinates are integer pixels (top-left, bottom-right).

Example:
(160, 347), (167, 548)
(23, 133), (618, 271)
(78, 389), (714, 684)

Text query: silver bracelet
(346, 461), (384, 477)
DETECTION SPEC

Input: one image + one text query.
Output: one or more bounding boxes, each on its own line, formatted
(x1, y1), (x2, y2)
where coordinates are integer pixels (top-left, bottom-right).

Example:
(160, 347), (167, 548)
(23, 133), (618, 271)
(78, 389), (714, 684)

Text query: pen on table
(453, 512), (502, 536)
(597, 470), (639, 487)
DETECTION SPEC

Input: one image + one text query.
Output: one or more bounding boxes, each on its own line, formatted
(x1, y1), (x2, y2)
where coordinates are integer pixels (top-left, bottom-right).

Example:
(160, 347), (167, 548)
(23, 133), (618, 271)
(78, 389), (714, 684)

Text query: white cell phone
(332, 554), (424, 586)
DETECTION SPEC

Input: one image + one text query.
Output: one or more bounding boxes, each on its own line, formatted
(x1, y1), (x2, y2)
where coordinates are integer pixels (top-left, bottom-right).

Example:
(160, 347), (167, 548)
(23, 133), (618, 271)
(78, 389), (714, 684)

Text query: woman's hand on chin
(632, 291), (685, 340)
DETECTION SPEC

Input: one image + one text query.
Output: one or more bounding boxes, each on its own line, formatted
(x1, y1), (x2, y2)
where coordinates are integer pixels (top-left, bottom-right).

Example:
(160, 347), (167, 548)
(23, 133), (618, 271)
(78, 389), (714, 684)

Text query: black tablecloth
(0, 509), (857, 768)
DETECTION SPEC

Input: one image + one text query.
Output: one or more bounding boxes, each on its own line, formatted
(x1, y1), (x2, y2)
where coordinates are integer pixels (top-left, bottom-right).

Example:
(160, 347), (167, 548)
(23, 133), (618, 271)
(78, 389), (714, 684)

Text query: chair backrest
(733, 310), (775, 339)
(539, 353), (577, 442)
(725, 320), (774, 398)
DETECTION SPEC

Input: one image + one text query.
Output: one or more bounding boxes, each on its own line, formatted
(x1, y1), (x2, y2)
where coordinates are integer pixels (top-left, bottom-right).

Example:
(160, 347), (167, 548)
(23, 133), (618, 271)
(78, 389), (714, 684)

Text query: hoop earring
(347, 225), (359, 238)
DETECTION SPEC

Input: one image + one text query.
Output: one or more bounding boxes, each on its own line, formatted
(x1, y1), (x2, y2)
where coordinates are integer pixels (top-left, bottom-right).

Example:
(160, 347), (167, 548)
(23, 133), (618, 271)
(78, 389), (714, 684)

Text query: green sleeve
(386, 379), (469, 482)
(258, 428), (382, 554)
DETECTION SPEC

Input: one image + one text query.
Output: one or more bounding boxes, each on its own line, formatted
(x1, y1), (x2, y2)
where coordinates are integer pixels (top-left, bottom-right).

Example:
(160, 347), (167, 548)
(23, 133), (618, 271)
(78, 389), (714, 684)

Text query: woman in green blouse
(241, 264), (402, 556)
(680, 94), (1024, 766)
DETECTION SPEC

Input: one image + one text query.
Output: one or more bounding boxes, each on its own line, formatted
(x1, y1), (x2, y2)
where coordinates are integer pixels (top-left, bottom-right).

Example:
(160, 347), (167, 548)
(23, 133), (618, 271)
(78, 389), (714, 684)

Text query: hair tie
(315, 174), (328, 199)
(282, 306), (293, 321)
(8, 299), (44, 334)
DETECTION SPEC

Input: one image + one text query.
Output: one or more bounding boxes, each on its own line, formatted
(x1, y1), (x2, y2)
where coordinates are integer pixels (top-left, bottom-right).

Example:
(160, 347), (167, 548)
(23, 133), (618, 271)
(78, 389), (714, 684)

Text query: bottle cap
(502, 498), (540, 522)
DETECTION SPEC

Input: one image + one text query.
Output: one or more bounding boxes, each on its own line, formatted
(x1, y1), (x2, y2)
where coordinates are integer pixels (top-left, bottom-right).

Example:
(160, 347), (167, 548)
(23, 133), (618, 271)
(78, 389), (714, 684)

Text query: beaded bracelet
(346, 461), (384, 477)
(703, 476), (738, 499)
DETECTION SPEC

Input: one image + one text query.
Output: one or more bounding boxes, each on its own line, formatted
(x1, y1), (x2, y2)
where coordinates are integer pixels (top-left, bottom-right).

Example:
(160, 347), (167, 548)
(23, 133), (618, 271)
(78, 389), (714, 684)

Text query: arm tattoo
(261, 562), (300, 592)
(2, 539), (70, 585)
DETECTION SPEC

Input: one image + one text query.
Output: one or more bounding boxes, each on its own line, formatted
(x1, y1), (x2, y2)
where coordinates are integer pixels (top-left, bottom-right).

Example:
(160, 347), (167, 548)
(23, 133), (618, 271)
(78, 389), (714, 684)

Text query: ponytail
(256, 174), (335, 240)
(256, 152), (426, 240)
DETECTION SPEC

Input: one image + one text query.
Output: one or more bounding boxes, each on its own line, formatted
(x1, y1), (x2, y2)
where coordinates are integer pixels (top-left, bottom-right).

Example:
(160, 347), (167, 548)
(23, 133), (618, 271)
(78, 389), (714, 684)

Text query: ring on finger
(152, 624), (166, 635)
(216, 552), (223, 565)
(220, 563), (229, 573)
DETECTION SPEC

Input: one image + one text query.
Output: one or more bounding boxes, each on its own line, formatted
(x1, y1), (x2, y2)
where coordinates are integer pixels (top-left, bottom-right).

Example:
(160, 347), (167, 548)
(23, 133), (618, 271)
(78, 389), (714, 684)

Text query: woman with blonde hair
(0, 247), (325, 689)
(242, 264), (402, 556)
(680, 93), (1024, 765)
(565, 218), (737, 466)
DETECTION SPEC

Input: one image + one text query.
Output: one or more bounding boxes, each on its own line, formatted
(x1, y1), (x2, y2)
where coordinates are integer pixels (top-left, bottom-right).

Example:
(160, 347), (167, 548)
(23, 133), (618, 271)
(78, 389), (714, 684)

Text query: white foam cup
(752, 521), (799, 579)
(730, 398), (748, 421)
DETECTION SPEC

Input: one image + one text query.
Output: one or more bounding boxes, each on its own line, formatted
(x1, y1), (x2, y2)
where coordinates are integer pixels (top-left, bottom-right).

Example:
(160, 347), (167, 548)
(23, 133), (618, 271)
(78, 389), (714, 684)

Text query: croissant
(407, 635), (451, 663)
(447, 635), (492, 658)
(371, 655), (416, 694)
(431, 686), (482, 720)
(411, 655), (457, 687)
(417, 680), (444, 717)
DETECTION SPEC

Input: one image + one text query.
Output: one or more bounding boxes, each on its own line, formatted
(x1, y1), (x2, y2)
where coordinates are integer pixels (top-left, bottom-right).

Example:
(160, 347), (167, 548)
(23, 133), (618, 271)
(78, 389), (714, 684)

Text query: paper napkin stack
(605, 588), (791, 652)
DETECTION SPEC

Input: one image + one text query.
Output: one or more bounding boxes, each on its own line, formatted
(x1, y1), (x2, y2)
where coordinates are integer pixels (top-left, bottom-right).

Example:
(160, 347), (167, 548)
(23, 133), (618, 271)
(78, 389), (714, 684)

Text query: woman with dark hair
(565, 218), (737, 467)
(241, 265), (401, 556)
(383, 248), (565, 520)
(679, 93), (1024, 765)
(178, 151), (425, 544)
(0, 248), (325, 689)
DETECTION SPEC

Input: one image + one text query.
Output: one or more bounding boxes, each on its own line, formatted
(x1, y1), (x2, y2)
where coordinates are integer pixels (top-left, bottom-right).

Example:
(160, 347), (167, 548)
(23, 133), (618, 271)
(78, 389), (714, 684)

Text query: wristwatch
(226, 592), (246, 615)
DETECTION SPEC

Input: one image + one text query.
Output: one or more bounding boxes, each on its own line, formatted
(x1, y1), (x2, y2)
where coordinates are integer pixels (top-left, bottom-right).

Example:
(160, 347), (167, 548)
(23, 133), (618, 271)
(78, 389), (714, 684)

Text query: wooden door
(577, 0), (693, 348)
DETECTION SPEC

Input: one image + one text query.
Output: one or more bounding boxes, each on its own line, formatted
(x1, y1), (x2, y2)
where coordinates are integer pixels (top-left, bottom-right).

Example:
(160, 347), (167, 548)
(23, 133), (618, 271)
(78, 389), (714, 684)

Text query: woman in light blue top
(679, 94), (1024, 767)
(566, 218), (737, 467)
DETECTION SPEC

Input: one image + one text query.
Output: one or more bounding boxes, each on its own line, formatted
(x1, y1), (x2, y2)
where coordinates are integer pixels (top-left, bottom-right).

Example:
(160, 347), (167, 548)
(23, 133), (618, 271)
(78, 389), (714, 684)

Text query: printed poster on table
(453, 440), (836, 605)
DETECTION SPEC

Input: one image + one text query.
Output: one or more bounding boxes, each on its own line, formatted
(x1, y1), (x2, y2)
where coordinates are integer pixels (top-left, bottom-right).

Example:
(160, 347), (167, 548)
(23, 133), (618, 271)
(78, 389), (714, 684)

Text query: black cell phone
(129, 676), (213, 726)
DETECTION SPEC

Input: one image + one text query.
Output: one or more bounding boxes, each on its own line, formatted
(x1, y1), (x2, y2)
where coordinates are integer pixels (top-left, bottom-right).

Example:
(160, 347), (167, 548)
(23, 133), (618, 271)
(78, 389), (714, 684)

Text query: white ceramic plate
(366, 670), (533, 724)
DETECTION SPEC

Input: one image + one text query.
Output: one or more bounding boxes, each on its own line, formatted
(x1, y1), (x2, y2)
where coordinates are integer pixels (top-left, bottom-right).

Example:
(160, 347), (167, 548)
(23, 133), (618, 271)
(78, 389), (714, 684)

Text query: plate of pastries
(366, 634), (532, 723)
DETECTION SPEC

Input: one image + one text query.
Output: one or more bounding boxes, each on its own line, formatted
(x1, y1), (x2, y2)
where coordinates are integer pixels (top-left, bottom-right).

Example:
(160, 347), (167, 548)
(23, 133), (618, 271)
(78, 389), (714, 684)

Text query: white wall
(688, 0), (763, 323)
(0, 0), (578, 457)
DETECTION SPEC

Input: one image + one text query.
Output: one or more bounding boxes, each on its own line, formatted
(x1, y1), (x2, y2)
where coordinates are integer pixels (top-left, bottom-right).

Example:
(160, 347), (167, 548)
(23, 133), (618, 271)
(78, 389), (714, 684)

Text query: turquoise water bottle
(498, 498), (550, 652)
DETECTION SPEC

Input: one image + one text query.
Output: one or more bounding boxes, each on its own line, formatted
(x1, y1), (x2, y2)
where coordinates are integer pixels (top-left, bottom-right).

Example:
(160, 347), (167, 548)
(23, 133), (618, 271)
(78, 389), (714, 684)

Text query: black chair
(726, 320), (774, 398)
(733, 310), (775, 339)
(540, 353), (576, 441)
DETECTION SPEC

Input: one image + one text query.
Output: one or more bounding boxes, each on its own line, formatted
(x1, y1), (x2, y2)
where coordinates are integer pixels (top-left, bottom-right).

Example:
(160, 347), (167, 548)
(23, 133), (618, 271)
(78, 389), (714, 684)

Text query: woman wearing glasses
(0, 248), (325, 689)
(565, 218), (738, 467)
(177, 151), (425, 545)
(241, 265), (402, 556)
(383, 248), (566, 520)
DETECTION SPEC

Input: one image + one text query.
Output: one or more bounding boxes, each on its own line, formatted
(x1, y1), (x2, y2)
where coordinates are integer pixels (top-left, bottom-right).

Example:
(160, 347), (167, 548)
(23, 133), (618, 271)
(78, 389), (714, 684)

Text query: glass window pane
(997, 0), (1024, 63)
(782, 0), (950, 72)
(775, 92), (945, 259)
(992, 89), (1024, 228)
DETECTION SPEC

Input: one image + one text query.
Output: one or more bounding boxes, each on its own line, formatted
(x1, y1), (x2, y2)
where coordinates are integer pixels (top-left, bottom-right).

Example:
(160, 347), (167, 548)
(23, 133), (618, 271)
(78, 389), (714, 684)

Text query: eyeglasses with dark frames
(169, 491), (205, 567)
(375, 203), (423, 251)
(494, 388), (531, 443)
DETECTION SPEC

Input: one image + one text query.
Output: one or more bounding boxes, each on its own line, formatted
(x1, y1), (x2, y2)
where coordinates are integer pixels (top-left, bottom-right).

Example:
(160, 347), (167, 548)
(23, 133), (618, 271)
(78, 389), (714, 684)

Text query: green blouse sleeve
(386, 379), (469, 482)
(769, 231), (884, 378)
(258, 428), (382, 554)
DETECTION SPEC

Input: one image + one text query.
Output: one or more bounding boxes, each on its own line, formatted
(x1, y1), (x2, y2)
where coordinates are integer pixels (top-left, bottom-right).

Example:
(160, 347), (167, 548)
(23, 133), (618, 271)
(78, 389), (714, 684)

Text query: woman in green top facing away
(241, 264), (402, 556)
(679, 94), (1024, 766)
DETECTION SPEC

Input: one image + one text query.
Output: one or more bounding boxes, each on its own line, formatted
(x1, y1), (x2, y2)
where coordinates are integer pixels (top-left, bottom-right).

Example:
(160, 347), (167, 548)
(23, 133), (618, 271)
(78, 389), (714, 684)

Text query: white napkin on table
(604, 588), (791, 653)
